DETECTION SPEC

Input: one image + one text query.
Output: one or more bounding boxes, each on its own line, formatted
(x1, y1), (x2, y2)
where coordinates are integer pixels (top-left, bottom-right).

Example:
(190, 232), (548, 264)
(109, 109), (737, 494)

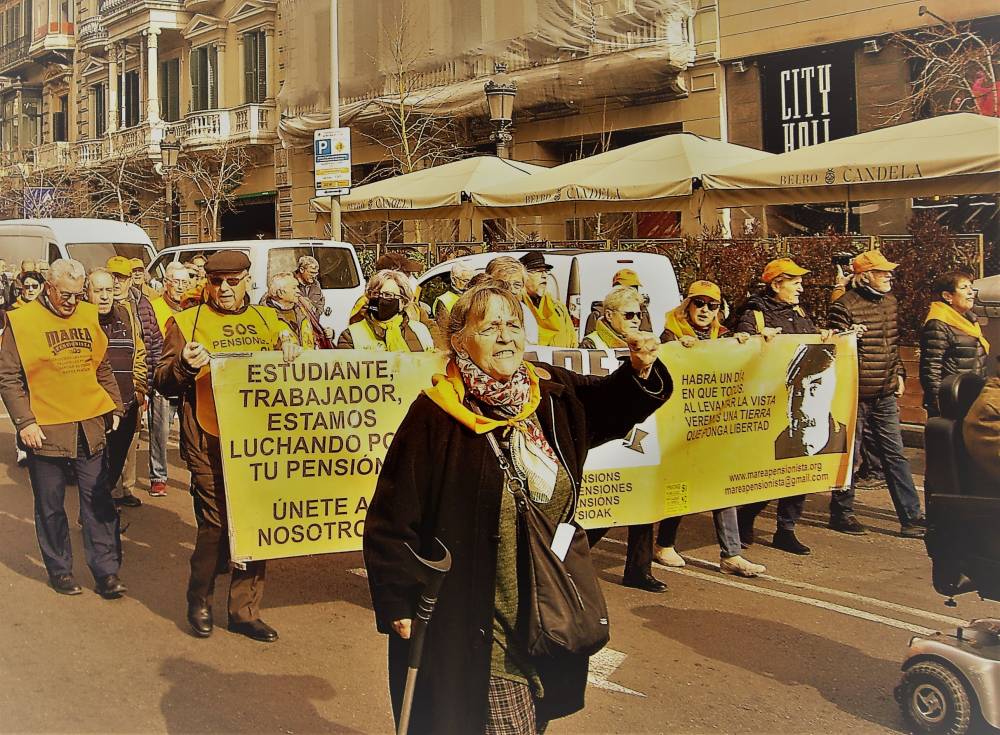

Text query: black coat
(919, 312), (988, 415)
(363, 359), (671, 735)
(735, 294), (818, 336)
(828, 287), (903, 399)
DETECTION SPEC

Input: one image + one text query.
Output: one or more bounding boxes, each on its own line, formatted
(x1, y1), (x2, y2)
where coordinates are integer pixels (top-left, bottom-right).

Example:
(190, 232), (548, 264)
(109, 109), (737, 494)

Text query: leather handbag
(488, 433), (610, 658)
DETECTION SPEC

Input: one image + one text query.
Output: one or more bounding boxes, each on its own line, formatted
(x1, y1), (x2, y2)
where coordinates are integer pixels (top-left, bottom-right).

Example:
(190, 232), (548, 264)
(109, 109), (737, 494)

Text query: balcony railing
(0, 37), (30, 73)
(184, 103), (277, 147)
(110, 124), (151, 156)
(99, 0), (183, 17)
(76, 138), (109, 167)
(34, 142), (72, 169)
(77, 17), (109, 49)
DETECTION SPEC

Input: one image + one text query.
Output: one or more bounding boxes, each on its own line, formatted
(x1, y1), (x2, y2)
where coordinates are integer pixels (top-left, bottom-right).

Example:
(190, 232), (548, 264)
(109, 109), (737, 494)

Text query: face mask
(368, 296), (401, 322)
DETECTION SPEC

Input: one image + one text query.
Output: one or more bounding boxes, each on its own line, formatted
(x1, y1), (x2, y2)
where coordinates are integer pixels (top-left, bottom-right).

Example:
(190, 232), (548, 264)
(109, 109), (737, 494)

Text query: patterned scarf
(455, 354), (559, 502)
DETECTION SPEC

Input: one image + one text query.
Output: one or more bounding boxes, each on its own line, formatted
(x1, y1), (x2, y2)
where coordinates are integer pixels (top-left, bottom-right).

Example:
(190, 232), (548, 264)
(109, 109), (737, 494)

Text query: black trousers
(27, 434), (121, 581)
(738, 495), (805, 532)
(187, 472), (266, 623)
(104, 402), (139, 491)
(587, 524), (653, 579)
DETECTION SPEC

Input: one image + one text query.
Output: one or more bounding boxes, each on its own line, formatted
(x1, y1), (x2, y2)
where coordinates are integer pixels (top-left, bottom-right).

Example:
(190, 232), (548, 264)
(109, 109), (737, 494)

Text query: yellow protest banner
(213, 334), (857, 561)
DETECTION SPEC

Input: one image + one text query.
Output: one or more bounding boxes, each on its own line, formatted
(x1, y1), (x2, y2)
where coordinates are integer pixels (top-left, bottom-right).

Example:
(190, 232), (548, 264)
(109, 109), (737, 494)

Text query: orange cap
(852, 249), (898, 274)
(761, 257), (809, 283)
(106, 256), (133, 277)
(687, 280), (721, 302)
(612, 268), (641, 288)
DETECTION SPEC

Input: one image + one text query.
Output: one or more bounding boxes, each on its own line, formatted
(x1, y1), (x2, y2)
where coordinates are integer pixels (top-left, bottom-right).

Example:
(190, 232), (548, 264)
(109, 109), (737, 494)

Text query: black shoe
(114, 495), (142, 508)
(622, 573), (668, 593)
(737, 511), (755, 548)
(187, 603), (213, 638)
(227, 619), (279, 643)
(900, 523), (926, 539)
(49, 574), (82, 595)
(772, 529), (811, 555)
(96, 574), (127, 599)
(829, 515), (867, 535)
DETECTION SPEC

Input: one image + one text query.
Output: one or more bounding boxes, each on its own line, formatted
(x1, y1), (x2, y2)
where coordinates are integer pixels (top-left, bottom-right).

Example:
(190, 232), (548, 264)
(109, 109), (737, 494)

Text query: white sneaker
(653, 545), (686, 567)
(720, 555), (766, 577)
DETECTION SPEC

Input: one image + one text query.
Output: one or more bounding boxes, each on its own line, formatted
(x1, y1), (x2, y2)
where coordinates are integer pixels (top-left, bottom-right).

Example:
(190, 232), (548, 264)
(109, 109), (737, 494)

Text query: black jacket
(735, 294), (818, 336)
(919, 311), (988, 415)
(363, 359), (671, 734)
(827, 286), (903, 400)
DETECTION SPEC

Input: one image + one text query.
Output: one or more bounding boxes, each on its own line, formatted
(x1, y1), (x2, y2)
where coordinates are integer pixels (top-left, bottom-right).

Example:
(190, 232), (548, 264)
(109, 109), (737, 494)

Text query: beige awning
(702, 113), (1000, 207)
(471, 133), (774, 218)
(311, 156), (546, 221)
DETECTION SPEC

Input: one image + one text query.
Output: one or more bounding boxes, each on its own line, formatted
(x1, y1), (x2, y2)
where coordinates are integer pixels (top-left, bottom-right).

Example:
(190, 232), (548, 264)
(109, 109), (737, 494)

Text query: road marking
(592, 543), (937, 636)
(600, 537), (963, 628)
(588, 648), (644, 697)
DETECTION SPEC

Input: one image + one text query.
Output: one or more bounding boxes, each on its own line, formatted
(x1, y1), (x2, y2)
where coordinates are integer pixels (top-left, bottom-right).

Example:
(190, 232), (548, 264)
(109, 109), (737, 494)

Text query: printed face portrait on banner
(775, 343), (848, 460)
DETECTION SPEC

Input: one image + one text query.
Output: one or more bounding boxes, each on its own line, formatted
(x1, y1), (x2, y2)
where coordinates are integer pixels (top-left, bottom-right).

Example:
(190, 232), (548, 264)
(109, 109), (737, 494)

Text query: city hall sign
(760, 44), (857, 154)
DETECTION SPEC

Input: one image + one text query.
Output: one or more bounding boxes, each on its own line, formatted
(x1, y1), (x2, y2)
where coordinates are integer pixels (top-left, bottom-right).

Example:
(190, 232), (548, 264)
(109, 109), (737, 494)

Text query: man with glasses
(147, 263), (193, 497)
(156, 251), (301, 643)
(294, 255), (325, 316)
(827, 249), (925, 538)
(0, 258), (126, 598)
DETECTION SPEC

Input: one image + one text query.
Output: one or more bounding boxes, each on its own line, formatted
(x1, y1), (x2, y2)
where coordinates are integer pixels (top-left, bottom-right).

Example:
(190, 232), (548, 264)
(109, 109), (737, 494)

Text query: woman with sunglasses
(580, 285), (669, 592)
(337, 270), (434, 352)
(10, 271), (44, 310)
(653, 281), (767, 577)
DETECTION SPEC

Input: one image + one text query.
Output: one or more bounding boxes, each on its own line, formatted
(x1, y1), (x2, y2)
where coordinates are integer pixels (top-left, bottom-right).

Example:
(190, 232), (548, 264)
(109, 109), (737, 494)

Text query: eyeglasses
(616, 310), (641, 320)
(208, 275), (246, 287)
(22, 283), (40, 291)
(57, 291), (85, 302)
(691, 298), (721, 311)
(374, 292), (402, 301)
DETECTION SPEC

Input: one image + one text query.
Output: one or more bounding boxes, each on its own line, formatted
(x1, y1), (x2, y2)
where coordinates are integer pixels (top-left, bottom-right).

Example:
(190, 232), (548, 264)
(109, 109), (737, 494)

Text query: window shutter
(256, 31), (267, 102)
(190, 48), (202, 111)
(244, 34), (254, 103)
(208, 44), (218, 109)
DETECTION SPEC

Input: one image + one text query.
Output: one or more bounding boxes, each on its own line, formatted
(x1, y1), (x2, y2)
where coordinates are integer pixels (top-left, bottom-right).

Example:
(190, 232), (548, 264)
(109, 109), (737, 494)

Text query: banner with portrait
(213, 334), (857, 562)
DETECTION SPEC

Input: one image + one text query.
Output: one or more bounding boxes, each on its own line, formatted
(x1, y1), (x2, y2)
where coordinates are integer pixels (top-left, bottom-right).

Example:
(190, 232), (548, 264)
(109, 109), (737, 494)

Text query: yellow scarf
(924, 301), (990, 353)
(372, 314), (410, 352)
(664, 301), (721, 340)
(523, 293), (578, 347)
(594, 318), (629, 348)
(423, 360), (542, 434)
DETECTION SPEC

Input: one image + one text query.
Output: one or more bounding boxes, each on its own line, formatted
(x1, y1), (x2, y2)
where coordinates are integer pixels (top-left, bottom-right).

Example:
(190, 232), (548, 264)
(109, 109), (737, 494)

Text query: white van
(416, 249), (683, 343)
(149, 240), (365, 335)
(0, 218), (156, 272)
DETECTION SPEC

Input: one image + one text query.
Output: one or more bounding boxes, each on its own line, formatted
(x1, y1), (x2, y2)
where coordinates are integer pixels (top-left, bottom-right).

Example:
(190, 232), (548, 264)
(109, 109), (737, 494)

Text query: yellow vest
(432, 290), (460, 317)
(150, 295), (181, 336)
(171, 303), (289, 436)
(6, 300), (117, 425)
(582, 330), (610, 350)
(347, 318), (433, 352)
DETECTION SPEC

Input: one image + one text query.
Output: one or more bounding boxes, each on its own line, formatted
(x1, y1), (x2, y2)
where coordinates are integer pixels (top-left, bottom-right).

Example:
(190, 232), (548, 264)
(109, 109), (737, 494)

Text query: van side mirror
(324, 306), (332, 316)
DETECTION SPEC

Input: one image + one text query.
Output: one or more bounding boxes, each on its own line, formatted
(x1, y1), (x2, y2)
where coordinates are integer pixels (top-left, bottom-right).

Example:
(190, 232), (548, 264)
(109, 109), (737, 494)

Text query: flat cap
(204, 250), (251, 274)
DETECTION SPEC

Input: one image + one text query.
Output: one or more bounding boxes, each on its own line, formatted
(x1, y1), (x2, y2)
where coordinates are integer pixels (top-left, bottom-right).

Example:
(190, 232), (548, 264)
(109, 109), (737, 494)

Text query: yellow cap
(129, 258), (145, 271)
(612, 268), (641, 288)
(852, 249), (898, 274)
(762, 258), (809, 283)
(687, 280), (721, 302)
(106, 256), (133, 277)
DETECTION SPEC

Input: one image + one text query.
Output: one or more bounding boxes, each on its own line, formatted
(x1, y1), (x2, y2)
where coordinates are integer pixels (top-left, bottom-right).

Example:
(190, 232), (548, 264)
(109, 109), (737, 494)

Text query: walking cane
(397, 537), (452, 735)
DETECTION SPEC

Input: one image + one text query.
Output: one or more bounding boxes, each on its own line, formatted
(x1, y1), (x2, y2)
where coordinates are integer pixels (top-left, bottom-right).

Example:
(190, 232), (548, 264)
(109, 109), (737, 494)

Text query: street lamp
(918, 5), (948, 25)
(484, 63), (517, 159)
(159, 128), (180, 248)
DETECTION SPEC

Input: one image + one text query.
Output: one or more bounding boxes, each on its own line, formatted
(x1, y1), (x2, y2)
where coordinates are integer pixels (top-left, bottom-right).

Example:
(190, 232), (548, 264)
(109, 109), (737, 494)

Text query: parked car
(0, 218), (156, 272)
(415, 249), (683, 343)
(148, 240), (365, 335)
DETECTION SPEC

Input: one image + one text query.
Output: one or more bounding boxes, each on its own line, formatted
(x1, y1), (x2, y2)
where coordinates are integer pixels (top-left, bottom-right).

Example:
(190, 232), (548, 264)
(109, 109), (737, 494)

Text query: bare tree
(0, 153), (93, 218)
(174, 142), (254, 241)
(884, 18), (999, 124)
(79, 153), (163, 223)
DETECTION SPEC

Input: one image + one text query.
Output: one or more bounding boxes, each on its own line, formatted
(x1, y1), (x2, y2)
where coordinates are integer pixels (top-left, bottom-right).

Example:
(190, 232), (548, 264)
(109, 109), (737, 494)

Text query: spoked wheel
(897, 661), (973, 735)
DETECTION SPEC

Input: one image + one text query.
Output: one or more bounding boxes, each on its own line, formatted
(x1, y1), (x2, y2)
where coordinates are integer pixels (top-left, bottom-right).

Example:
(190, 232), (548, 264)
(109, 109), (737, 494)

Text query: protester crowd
(0, 245), (993, 735)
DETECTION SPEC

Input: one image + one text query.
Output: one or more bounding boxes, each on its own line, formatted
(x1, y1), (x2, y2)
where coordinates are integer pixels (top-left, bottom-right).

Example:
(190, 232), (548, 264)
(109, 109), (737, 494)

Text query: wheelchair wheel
(897, 661), (973, 735)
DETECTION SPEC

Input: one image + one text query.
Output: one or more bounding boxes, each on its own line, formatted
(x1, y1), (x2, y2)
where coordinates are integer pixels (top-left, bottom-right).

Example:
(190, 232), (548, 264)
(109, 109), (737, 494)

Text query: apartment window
(160, 58), (180, 121)
(21, 93), (41, 147)
(0, 95), (14, 151)
(190, 44), (219, 112)
(243, 29), (267, 103)
(92, 83), (106, 137)
(121, 69), (139, 127)
(52, 94), (68, 141)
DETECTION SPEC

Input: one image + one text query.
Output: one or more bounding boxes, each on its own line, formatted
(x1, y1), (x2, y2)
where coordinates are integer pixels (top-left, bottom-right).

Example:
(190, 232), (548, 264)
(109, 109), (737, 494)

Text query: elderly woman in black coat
(363, 281), (671, 735)
(920, 270), (989, 417)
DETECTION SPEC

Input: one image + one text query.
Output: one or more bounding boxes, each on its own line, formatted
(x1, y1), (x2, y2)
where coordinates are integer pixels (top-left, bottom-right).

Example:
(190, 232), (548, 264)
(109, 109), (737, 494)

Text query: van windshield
(66, 243), (151, 272)
(0, 235), (45, 267)
(267, 247), (360, 289)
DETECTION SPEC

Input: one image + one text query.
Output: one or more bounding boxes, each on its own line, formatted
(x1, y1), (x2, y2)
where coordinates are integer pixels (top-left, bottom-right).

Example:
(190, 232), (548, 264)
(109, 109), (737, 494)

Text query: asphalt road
(0, 419), (995, 735)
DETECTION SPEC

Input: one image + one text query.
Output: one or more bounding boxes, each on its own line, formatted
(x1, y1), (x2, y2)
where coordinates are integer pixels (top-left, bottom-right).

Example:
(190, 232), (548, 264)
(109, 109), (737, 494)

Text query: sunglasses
(22, 283), (40, 290)
(691, 298), (721, 311)
(618, 311), (641, 320)
(208, 275), (245, 287)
